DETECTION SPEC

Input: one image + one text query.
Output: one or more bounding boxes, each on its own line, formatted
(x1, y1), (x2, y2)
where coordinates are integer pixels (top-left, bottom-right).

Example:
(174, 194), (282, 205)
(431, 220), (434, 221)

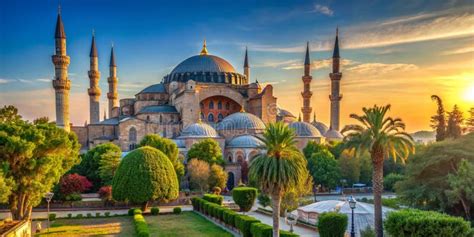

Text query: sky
(1, 0), (473, 132)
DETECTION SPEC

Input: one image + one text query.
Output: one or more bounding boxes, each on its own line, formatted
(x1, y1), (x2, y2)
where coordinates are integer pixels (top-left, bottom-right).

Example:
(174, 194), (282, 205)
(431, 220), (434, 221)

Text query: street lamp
(44, 192), (54, 234)
(286, 211), (298, 233)
(348, 196), (357, 237)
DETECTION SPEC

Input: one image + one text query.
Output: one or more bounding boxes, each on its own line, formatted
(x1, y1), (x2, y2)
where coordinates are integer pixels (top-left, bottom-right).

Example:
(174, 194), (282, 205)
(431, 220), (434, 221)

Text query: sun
(464, 84), (474, 102)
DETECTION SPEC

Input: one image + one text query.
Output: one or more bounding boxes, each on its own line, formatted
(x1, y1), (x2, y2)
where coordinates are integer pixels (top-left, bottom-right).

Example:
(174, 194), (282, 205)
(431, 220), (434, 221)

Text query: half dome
(227, 135), (264, 148)
(324, 129), (343, 140)
(312, 121), (329, 135)
(180, 122), (219, 138)
(289, 121), (322, 137)
(217, 112), (266, 131)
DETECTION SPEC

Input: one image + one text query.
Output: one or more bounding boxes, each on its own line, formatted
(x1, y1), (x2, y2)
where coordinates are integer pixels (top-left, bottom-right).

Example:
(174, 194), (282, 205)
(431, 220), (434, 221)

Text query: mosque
(51, 9), (343, 188)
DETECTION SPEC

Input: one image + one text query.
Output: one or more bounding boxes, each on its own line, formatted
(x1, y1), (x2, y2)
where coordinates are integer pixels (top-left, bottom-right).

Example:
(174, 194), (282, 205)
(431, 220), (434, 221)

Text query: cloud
(36, 78), (51, 83)
(441, 46), (474, 55)
(312, 4), (334, 16)
(254, 59), (300, 68)
(0, 79), (12, 84)
(282, 58), (356, 70)
(346, 63), (419, 74)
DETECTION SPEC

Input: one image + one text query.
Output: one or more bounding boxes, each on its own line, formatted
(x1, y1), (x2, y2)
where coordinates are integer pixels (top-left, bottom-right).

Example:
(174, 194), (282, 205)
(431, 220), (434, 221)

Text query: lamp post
(348, 196), (356, 237)
(286, 211), (297, 233)
(44, 192), (54, 234)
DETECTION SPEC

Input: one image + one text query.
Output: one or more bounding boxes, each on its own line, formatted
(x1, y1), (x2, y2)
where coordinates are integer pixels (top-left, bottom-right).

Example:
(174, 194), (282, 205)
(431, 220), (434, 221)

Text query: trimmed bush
(280, 230), (299, 237)
(223, 210), (237, 226)
(360, 226), (375, 237)
(67, 213), (72, 218)
(173, 207), (182, 214)
(95, 212), (101, 217)
(87, 213), (92, 218)
(112, 147), (179, 205)
(105, 212), (111, 217)
(384, 209), (472, 237)
(48, 213), (56, 221)
(133, 209), (142, 215)
(128, 208), (137, 216)
(232, 187), (257, 212)
(203, 194), (224, 205)
(133, 213), (150, 237)
(191, 197), (200, 210)
(235, 214), (261, 237)
(251, 222), (273, 237)
(150, 207), (160, 215)
(76, 214), (83, 218)
(317, 212), (348, 237)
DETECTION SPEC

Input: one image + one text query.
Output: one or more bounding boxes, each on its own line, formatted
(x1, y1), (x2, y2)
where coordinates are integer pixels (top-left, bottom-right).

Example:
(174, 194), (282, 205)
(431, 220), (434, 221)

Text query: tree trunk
(460, 197), (471, 220)
(141, 201), (149, 212)
(372, 149), (384, 237)
(271, 192), (281, 237)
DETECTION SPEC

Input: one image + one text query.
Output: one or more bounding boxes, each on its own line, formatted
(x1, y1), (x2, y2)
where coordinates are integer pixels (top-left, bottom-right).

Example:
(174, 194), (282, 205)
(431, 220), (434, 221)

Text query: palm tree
(249, 122), (307, 237)
(342, 105), (414, 237)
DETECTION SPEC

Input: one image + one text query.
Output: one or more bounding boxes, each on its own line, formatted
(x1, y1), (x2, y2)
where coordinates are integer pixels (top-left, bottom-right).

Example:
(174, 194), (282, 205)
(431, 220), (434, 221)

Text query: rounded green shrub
(250, 222), (272, 237)
(133, 213), (150, 237)
(232, 187), (257, 212)
(95, 212), (101, 217)
(133, 209), (142, 215)
(173, 207), (182, 214)
(384, 209), (472, 237)
(203, 194), (224, 205)
(317, 212), (348, 237)
(87, 213), (92, 218)
(76, 214), (83, 218)
(128, 208), (137, 216)
(235, 214), (261, 237)
(48, 213), (56, 221)
(112, 146), (179, 205)
(150, 207), (160, 215)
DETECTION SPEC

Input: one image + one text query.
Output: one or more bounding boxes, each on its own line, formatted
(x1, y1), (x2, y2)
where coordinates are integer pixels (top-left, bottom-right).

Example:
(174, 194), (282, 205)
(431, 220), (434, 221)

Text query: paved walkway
(247, 211), (319, 237)
(0, 205), (193, 220)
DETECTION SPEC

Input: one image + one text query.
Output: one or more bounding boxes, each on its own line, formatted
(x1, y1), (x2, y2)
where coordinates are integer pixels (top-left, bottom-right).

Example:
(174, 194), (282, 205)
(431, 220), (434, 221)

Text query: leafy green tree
(0, 170), (13, 203)
(430, 95), (447, 141)
(359, 153), (373, 185)
(308, 150), (340, 191)
(280, 169), (313, 216)
(0, 106), (80, 220)
(112, 146), (179, 211)
(466, 107), (474, 133)
(446, 159), (473, 220)
(338, 150), (360, 186)
(396, 133), (474, 220)
(342, 104), (414, 237)
(383, 173), (404, 192)
(73, 143), (121, 190)
(302, 141), (326, 159)
(98, 148), (121, 185)
(187, 138), (224, 165)
(139, 134), (185, 178)
(208, 164), (228, 191)
(187, 159), (210, 192)
(446, 105), (464, 139)
(249, 122), (307, 237)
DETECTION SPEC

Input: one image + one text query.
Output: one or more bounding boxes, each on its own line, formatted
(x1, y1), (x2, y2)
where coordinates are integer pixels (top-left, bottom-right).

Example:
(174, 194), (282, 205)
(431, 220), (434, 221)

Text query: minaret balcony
(52, 55), (70, 66)
(107, 77), (118, 83)
(107, 92), (118, 99)
(301, 107), (313, 113)
(88, 70), (101, 78)
(52, 79), (71, 90)
(329, 94), (343, 101)
(301, 91), (313, 97)
(88, 87), (102, 96)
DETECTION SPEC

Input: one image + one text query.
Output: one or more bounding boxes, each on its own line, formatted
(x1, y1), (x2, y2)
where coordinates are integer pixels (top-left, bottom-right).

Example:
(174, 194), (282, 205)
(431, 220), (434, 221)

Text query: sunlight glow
(464, 84), (474, 102)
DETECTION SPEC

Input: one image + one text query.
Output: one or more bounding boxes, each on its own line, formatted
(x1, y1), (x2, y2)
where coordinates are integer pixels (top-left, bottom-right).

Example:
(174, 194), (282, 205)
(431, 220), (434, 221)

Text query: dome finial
(298, 113), (302, 122)
(240, 107), (245, 113)
(200, 38), (208, 55)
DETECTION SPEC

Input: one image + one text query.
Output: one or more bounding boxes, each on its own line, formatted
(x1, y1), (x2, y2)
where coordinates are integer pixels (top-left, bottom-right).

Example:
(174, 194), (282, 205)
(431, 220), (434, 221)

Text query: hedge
(384, 209), (472, 237)
(173, 207), (182, 214)
(235, 214), (261, 237)
(133, 213), (150, 237)
(251, 222), (273, 237)
(150, 207), (160, 215)
(317, 212), (348, 237)
(203, 194), (224, 205)
(232, 187), (258, 212)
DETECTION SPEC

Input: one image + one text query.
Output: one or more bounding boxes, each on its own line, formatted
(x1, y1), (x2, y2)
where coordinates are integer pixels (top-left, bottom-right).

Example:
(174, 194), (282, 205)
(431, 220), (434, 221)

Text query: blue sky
(1, 0), (473, 131)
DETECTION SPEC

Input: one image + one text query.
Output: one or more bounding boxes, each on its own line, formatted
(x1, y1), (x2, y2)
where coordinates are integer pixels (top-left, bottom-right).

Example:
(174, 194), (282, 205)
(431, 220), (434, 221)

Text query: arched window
(209, 101), (214, 109)
(200, 112), (205, 120)
(129, 127), (137, 142)
(225, 102), (230, 110)
(208, 113), (215, 122)
(218, 101), (222, 109)
(200, 102), (204, 109)
(218, 113), (224, 122)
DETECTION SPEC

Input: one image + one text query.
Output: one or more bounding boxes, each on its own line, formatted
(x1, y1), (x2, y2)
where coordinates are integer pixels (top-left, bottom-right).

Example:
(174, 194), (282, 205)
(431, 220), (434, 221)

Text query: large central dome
(171, 55), (236, 74)
(163, 42), (247, 85)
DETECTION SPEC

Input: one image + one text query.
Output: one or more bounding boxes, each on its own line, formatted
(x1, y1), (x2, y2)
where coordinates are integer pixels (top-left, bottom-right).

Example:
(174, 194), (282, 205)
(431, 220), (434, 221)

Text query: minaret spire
(88, 32), (101, 124)
(244, 46), (250, 83)
(200, 39), (208, 55)
(301, 41), (313, 123)
(329, 27), (343, 131)
(52, 5), (71, 131)
(107, 44), (119, 118)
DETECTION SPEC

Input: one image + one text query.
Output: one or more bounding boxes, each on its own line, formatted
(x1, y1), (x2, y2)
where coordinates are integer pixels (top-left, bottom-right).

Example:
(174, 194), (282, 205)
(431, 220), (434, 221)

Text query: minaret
(301, 42), (313, 123)
(244, 47), (250, 83)
(329, 28), (343, 131)
(107, 45), (118, 118)
(88, 32), (101, 124)
(52, 6), (71, 132)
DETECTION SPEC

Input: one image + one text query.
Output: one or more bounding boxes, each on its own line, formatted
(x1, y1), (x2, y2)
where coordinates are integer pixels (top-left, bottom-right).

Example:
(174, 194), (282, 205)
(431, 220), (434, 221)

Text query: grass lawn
(146, 211), (232, 237)
(35, 216), (134, 236)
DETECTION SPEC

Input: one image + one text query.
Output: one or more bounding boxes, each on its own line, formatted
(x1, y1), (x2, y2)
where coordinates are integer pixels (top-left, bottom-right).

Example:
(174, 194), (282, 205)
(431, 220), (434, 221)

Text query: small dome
(227, 135), (264, 148)
(277, 108), (296, 118)
(249, 82), (261, 89)
(324, 129), (343, 140)
(217, 112), (266, 131)
(180, 122), (219, 137)
(312, 121), (329, 135)
(172, 139), (186, 148)
(289, 121), (322, 137)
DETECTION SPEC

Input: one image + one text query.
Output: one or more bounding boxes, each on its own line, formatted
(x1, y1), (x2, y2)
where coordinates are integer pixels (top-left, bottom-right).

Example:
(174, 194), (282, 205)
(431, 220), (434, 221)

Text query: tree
(187, 159), (210, 192)
(0, 106), (80, 220)
(208, 164), (228, 191)
(307, 150), (340, 191)
(466, 108), (474, 133)
(302, 141), (326, 159)
(446, 159), (474, 220)
(139, 134), (185, 178)
(280, 169), (313, 216)
(446, 105), (464, 139)
(249, 122), (308, 237)
(98, 148), (121, 185)
(112, 146), (179, 211)
(59, 174), (92, 197)
(0, 170), (13, 203)
(342, 104), (414, 237)
(430, 95), (447, 141)
(338, 150), (361, 186)
(73, 143), (121, 191)
(187, 138), (224, 165)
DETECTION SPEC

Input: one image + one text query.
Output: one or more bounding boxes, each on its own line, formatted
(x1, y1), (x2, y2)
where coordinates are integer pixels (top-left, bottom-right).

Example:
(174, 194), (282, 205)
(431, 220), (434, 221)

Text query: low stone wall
(0, 220), (31, 237)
